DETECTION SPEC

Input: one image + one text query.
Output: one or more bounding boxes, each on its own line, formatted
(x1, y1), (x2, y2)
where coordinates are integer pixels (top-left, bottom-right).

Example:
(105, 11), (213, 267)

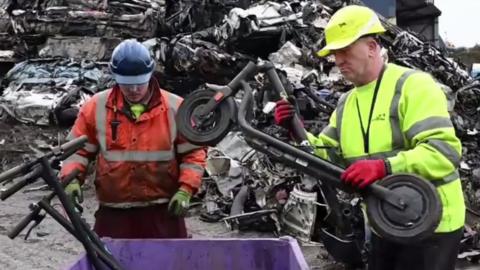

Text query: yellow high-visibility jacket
(308, 63), (465, 233)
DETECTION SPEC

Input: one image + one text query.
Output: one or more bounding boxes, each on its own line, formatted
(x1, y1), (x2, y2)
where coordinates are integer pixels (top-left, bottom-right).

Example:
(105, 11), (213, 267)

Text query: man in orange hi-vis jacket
(60, 39), (206, 238)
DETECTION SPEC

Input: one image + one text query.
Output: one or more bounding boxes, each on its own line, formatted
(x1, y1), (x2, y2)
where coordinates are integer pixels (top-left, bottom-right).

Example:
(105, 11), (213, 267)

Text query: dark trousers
(368, 228), (463, 270)
(93, 204), (187, 239)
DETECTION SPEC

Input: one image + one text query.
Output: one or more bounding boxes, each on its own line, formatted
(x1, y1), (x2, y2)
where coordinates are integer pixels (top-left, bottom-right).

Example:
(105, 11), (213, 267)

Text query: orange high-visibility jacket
(60, 79), (206, 206)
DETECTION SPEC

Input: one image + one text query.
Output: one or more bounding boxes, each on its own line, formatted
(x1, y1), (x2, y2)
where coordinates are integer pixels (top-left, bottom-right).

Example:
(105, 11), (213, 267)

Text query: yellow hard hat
(316, 5), (386, 57)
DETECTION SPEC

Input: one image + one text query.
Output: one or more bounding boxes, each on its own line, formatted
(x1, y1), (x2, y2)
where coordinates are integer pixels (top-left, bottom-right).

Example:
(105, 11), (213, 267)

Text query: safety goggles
(118, 83), (149, 92)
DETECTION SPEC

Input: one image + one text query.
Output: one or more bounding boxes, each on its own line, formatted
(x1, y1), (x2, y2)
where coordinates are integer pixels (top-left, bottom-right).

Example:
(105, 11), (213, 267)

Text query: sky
(435, 0), (480, 48)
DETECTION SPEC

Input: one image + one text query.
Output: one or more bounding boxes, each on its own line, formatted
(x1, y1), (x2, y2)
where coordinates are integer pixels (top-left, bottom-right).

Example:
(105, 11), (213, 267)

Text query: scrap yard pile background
(0, 0), (479, 269)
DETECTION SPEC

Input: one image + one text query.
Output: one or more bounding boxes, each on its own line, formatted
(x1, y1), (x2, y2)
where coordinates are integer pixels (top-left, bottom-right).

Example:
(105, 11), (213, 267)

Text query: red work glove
(341, 159), (387, 189)
(274, 99), (295, 128)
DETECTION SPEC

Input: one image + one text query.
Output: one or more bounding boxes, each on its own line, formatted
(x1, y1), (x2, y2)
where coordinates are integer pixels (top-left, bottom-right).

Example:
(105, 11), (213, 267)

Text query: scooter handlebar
(7, 169), (80, 239)
(0, 166), (43, 201)
(58, 135), (88, 154)
(0, 135), (88, 184)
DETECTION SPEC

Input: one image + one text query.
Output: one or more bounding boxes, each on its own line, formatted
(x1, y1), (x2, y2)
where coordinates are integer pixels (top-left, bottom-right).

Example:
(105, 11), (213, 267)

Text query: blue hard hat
(109, 39), (155, 85)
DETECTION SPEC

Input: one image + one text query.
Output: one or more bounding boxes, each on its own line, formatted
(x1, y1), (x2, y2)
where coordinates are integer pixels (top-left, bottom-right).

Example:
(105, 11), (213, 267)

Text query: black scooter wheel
(177, 89), (233, 146)
(366, 174), (442, 244)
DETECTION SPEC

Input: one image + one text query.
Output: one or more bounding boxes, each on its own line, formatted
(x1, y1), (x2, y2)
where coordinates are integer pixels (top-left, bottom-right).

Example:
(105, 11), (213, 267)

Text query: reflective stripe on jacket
(307, 63), (465, 233)
(60, 78), (206, 206)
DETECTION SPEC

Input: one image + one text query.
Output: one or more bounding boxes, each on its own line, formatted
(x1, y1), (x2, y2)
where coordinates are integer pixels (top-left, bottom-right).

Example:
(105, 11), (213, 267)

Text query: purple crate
(65, 236), (309, 270)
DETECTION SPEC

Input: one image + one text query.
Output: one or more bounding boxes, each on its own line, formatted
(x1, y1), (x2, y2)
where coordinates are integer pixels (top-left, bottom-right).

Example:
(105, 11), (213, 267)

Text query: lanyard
(355, 65), (387, 154)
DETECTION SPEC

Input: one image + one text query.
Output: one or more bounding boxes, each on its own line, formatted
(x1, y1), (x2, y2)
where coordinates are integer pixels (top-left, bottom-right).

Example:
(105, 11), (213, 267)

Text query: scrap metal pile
(0, 58), (114, 126)
(1, 0), (166, 58)
(1, 0), (480, 262)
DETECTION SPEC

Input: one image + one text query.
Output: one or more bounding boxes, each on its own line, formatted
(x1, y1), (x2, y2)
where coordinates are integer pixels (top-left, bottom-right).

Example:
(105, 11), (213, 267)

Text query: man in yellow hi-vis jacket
(274, 5), (465, 270)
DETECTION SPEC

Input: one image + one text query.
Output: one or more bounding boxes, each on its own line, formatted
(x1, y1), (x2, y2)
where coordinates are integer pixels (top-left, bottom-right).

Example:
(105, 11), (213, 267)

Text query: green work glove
(64, 180), (83, 204)
(168, 190), (191, 217)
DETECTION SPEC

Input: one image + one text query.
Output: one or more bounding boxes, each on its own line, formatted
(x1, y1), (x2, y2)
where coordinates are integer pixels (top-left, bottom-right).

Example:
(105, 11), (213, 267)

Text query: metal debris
(280, 185), (318, 242)
(9, 0), (166, 38)
(38, 36), (122, 61)
(0, 58), (114, 126)
(143, 37), (252, 95)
